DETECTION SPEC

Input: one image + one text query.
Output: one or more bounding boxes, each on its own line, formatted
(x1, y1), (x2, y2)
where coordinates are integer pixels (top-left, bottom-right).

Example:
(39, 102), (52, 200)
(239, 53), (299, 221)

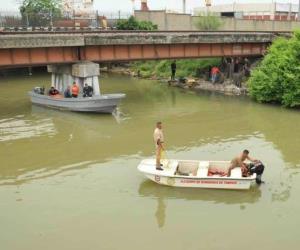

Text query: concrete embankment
(170, 80), (248, 96)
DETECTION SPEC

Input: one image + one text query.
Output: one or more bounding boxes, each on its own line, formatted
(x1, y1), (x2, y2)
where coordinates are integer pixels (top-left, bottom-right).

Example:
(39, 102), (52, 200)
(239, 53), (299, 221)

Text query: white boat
(137, 159), (257, 190)
(29, 91), (126, 113)
(29, 62), (126, 114)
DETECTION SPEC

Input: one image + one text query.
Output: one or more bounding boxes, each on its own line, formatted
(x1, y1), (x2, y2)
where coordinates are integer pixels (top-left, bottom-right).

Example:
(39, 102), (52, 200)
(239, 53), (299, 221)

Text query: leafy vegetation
(194, 12), (222, 31)
(116, 16), (157, 31)
(20, 0), (62, 26)
(248, 31), (300, 108)
(131, 59), (221, 79)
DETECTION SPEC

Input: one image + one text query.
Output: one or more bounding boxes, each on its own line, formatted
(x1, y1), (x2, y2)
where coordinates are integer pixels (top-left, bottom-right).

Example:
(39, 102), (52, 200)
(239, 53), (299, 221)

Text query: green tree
(116, 16), (157, 31)
(248, 31), (300, 108)
(194, 12), (222, 31)
(20, 0), (62, 27)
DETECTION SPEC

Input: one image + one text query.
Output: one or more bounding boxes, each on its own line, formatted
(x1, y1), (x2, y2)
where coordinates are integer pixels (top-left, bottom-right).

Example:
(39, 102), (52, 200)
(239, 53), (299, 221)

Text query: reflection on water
(139, 180), (262, 228)
(0, 160), (93, 186)
(0, 115), (56, 141)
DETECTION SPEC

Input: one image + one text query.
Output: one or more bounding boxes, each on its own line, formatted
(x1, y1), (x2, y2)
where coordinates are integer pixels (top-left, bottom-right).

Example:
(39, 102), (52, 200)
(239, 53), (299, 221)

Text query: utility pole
(183, 0), (186, 14)
(298, 0), (300, 21)
(131, 0), (135, 14)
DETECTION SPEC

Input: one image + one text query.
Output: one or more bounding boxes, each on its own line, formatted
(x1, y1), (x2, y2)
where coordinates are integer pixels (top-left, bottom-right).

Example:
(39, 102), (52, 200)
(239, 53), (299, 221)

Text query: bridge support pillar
(47, 61), (100, 96)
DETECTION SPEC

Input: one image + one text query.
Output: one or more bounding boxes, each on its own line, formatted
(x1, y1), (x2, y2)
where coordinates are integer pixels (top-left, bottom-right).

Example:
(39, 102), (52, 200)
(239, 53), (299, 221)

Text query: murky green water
(0, 73), (300, 250)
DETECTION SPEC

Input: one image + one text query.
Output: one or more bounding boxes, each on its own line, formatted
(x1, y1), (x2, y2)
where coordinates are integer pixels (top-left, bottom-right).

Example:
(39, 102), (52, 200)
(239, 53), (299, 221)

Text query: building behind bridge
(194, 2), (299, 21)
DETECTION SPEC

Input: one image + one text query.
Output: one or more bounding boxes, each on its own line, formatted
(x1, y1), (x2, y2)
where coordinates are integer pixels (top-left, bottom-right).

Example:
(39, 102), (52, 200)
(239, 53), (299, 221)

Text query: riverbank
(169, 79), (248, 96)
(102, 61), (249, 96)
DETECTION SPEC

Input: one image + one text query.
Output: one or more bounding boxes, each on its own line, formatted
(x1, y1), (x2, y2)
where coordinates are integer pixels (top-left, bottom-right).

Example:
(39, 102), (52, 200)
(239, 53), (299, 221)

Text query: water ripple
(0, 116), (56, 142)
(0, 160), (93, 186)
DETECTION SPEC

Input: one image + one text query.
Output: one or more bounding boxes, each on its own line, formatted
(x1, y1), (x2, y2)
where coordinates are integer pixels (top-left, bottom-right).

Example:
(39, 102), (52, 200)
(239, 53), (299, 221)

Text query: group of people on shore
(169, 57), (251, 87)
(48, 82), (94, 98)
(209, 57), (251, 87)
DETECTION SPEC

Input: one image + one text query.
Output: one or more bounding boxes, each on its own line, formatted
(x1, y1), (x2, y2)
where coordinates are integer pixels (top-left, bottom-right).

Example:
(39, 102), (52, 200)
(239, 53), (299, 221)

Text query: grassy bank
(131, 58), (222, 79)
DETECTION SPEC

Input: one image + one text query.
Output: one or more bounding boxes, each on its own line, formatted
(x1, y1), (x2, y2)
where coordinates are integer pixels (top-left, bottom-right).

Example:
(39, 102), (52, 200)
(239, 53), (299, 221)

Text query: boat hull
(138, 159), (256, 190)
(144, 173), (253, 190)
(29, 91), (126, 113)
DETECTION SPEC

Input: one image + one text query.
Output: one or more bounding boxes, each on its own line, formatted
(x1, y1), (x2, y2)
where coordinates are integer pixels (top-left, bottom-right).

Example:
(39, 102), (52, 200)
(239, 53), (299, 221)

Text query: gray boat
(29, 62), (126, 114)
(29, 91), (126, 113)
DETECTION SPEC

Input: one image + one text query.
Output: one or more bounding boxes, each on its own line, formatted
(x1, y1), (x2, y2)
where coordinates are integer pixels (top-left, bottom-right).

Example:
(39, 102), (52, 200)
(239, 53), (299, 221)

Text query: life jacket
(72, 85), (79, 96)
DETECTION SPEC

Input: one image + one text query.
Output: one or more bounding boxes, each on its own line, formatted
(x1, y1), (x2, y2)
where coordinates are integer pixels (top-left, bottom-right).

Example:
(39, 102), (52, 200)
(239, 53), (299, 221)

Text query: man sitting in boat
(48, 86), (59, 96)
(153, 121), (164, 171)
(83, 84), (94, 97)
(71, 82), (79, 98)
(64, 86), (72, 98)
(228, 149), (258, 177)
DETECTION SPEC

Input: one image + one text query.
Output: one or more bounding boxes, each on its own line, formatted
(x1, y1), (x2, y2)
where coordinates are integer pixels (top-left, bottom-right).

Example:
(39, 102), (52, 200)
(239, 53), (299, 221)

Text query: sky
(1, 0), (300, 13)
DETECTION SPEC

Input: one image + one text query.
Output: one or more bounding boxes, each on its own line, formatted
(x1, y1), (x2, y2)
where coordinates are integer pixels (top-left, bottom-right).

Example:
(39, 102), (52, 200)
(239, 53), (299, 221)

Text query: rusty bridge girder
(83, 43), (267, 62)
(0, 43), (268, 68)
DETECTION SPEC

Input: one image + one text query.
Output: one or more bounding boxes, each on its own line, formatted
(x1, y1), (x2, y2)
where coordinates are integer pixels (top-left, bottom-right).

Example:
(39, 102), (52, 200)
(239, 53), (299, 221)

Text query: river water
(0, 73), (300, 250)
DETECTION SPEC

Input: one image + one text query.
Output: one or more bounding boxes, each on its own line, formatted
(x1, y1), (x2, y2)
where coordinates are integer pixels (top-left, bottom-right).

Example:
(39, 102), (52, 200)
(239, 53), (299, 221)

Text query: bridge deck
(0, 31), (277, 68)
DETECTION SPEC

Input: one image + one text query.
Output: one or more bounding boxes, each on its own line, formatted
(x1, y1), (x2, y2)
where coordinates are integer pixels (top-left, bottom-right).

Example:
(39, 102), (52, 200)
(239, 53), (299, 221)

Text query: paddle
(161, 149), (171, 169)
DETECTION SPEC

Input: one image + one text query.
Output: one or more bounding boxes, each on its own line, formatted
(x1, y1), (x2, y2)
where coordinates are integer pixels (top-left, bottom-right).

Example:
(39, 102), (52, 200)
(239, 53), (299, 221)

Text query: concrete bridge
(0, 31), (278, 68)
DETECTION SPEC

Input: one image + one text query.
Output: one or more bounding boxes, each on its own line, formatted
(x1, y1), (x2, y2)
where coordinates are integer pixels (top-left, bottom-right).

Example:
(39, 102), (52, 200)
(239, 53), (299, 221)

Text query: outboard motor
(248, 161), (265, 184)
(33, 86), (45, 95)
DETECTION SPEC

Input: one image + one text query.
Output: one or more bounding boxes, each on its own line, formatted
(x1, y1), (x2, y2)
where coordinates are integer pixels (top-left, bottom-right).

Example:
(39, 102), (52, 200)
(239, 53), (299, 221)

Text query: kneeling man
(228, 149), (258, 177)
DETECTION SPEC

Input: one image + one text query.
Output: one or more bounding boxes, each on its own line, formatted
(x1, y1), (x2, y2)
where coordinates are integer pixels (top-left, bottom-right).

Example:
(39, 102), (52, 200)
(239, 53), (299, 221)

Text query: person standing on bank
(233, 59), (242, 87)
(153, 121), (164, 170)
(171, 60), (177, 81)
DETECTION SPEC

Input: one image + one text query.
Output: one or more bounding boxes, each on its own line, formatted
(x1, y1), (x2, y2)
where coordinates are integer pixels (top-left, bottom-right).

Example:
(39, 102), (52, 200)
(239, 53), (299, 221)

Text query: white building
(194, 2), (299, 21)
(63, 0), (94, 12)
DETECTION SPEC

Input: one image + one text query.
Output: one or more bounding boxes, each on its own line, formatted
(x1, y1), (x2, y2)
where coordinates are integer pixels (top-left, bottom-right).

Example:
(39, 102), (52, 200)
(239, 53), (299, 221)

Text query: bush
(194, 12), (222, 31)
(116, 16), (157, 31)
(248, 31), (300, 108)
(132, 58), (221, 78)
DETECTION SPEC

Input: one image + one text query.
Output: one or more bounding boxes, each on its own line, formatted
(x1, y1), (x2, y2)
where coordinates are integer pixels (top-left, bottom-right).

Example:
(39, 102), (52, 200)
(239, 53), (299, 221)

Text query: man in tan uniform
(153, 121), (164, 170)
(228, 149), (258, 177)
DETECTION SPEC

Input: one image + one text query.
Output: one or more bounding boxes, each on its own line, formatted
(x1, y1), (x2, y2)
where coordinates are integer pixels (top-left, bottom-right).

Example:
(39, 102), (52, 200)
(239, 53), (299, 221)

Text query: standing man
(153, 121), (164, 170)
(211, 66), (220, 84)
(233, 59), (241, 87)
(171, 60), (177, 81)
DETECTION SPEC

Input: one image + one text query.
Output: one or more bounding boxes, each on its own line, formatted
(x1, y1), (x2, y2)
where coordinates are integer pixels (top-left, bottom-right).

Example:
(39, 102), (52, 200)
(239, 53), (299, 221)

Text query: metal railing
(0, 10), (131, 31)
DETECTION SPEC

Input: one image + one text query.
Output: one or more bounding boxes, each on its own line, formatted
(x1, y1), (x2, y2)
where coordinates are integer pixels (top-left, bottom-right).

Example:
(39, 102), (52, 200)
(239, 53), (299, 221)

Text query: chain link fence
(0, 10), (131, 31)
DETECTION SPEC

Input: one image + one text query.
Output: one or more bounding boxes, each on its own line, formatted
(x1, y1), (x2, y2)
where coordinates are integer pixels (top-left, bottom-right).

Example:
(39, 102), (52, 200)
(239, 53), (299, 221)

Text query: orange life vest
(72, 85), (79, 96)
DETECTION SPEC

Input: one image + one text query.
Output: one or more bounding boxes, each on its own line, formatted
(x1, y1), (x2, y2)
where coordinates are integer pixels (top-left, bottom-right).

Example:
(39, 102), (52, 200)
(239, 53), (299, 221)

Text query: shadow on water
(138, 180), (262, 228)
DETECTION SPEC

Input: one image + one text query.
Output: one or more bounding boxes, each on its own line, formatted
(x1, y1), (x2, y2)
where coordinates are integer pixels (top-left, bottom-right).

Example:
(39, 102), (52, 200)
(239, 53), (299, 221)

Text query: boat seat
(199, 161), (209, 168)
(197, 168), (208, 177)
(197, 161), (209, 177)
(161, 160), (178, 175)
(231, 167), (242, 178)
(176, 161), (199, 176)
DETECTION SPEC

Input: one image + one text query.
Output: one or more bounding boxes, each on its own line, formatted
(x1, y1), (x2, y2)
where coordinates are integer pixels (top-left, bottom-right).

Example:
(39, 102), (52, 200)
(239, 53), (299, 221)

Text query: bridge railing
(0, 10), (131, 31)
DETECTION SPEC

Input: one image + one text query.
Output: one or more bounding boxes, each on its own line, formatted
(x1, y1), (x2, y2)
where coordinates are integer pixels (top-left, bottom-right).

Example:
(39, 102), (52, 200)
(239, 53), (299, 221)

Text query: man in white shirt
(153, 121), (164, 170)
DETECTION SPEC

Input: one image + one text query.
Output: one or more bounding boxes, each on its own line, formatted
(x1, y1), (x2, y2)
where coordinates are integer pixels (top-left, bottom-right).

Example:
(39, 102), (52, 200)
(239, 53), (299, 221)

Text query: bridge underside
(0, 43), (267, 68)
